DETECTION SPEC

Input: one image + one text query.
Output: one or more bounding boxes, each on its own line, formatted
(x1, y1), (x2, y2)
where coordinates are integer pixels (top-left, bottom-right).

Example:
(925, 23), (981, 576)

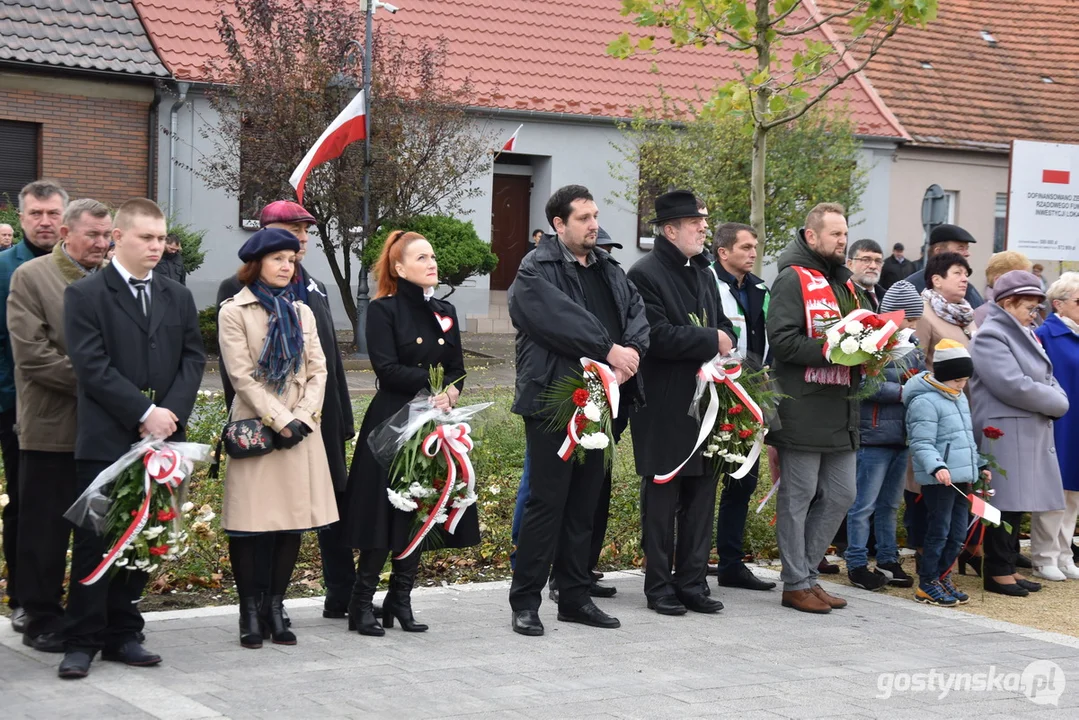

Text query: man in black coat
(628, 191), (735, 616)
(507, 184), (649, 636)
(154, 234), (186, 285)
(879, 242), (913, 292)
(216, 200), (356, 619)
(710, 222), (776, 592)
(59, 199), (206, 678)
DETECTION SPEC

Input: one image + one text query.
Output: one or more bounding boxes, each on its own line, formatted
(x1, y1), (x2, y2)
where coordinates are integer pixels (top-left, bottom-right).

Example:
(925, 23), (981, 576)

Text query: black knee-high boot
(228, 535), (263, 649)
(260, 532), (300, 645)
(348, 549), (388, 636)
(383, 551), (427, 632)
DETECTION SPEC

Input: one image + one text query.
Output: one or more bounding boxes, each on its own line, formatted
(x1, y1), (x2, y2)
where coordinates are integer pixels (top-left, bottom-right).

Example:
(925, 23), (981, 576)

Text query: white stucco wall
(158, 86), (897, 328)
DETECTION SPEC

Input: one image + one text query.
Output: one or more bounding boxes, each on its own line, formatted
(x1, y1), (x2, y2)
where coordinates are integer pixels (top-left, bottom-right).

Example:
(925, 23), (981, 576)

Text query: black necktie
(129, 277), (151, 317)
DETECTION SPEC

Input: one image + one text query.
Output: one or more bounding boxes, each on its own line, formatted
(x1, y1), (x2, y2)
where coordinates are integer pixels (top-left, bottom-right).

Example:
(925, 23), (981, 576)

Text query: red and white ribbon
(79, 447), (187, 585)
(822, 309), (904, 358)
(556, 357), (619, 461)
(654, 356), (764, 484)
(395, 423), (477, 560)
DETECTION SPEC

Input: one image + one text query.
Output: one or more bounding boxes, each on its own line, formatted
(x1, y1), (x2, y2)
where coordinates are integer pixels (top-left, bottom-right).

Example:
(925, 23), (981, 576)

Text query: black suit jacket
(64, 263), (206, 462)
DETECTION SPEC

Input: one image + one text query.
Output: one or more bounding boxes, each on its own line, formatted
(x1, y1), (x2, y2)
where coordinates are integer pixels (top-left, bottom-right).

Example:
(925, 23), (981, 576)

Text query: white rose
(579, 432), (610, 450)
(846, 320), (864, 335)
(839, 337), (860, 355)
(583, 401), (601, 423)
(860, 337), (879, 354)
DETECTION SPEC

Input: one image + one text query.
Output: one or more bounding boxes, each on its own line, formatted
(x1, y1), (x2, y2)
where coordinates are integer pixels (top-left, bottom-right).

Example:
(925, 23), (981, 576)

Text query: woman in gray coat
(970, 271), (1070, 596)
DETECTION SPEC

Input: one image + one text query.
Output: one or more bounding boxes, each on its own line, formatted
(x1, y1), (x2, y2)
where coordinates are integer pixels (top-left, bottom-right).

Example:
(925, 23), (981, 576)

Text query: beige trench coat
(217, 286), (338, 532)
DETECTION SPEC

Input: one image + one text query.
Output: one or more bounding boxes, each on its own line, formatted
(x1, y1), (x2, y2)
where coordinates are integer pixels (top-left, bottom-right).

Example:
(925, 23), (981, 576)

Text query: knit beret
(929, 224), (976, 245)
(933, 339), (973, 382)
(880, 280), (923, 319)
(238, 227), (300, 262)
(259, 200), (316, 228)
(993, 269), (1046, 303)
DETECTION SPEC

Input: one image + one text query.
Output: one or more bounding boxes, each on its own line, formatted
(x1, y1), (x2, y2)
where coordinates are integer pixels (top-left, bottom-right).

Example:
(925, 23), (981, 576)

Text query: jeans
(919, 482), (969, 583)
(715, 460), (760, 574)
(509, 441), (531, 570)
(844, 446), (907, 568)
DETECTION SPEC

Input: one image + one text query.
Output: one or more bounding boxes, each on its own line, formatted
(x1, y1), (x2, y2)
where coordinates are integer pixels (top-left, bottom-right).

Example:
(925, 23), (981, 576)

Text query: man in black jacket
(508, 185), (649, 636)
(154, 234), (186, 285)
(879, 243), (913, 292)
(629, 191), (735, 616)
(216, 200), (356, 619)
(904, 224), (985, 308)
(710, 222), (776, 592)
(60, 198), (206, 678)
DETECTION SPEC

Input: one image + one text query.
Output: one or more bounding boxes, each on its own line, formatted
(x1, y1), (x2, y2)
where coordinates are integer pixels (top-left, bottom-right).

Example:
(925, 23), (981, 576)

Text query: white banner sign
(1007, 140), (1079, 262)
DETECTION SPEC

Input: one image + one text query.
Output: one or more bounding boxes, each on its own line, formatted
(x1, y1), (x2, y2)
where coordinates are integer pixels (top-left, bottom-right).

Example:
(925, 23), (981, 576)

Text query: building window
(994, 193), (1007, 252)
(943, 190), (957, 224)
(0, 120), (40, 204)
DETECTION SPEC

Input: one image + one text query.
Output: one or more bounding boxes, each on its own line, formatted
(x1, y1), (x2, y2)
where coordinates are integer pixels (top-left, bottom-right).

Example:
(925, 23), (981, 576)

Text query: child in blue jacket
(903, 339), (988, 606)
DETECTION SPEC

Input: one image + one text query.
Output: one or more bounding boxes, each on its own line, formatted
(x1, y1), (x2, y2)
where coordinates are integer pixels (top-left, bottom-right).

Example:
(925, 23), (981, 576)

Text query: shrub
(362, 215), (497, 298)
(167, 218), (208, 275)
(198, 307), (219, 355)
(0, 196), (23, 243)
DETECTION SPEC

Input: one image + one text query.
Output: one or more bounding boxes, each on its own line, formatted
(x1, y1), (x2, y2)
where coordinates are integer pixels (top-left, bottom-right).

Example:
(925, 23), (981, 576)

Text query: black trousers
(715, 460), (760, 574)
(510, 418), (605, 612)
(318, 492), (357, 606)
(984, 510), (1023, 577)
(643, 472), (718, 600)
(0, 408), (20, 608)
(588, 467), (612, 571)
(17, 450), (77, 637)
(62, 461), (148, 652)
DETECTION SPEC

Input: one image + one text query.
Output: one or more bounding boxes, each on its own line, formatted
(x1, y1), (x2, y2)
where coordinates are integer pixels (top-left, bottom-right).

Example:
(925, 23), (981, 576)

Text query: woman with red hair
(340, 230), (476, 636)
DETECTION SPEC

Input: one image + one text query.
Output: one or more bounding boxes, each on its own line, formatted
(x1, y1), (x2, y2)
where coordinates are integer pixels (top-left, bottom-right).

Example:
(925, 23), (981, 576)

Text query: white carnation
(846, 320), (864, 335)
(706, 444), (720, 453)
(826, 329), (842, 347)
(408, 482), (433, 498)
(718, 432), (732, 442)
(180, 502), (194, 513)
(583, 401), (601, 423)
(115, 557), (129, 567)
(839, 337), (860, 355)
(142, 526), (166, 540)
(386, 488), (419, 512)
(860, 337), (879, 354)
(434, 512), (449, 524)
(579, 432), (610, 450)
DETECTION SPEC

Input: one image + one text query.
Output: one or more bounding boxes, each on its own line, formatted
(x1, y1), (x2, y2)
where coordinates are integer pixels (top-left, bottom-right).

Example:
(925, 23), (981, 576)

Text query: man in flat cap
(216, 200), (356, 622)
(905, 225), (984, 308)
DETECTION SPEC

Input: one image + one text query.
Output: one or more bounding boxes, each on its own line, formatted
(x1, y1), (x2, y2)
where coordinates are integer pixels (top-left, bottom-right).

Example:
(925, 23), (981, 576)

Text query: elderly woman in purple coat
(970, 271), (1070, 597)
(1036, 272), (1079, 579)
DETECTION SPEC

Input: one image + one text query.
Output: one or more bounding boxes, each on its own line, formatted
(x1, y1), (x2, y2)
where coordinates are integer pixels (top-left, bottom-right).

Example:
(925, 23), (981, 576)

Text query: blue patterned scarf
(251, 281), (304, 394)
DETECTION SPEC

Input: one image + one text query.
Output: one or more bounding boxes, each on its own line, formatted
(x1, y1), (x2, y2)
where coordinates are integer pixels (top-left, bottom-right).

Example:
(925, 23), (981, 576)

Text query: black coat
(154, 252), (186, 285)
(217, 265), (354, 489)
(64, 263), (206, 462)
(627, 237), (736, 477)
(508, 235), (650, 418)
(341, 279), (478, 552)
(879, 255), (913, 292)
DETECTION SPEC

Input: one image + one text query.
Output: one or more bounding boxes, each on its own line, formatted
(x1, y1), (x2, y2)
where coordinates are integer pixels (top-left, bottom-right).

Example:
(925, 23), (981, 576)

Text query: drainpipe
(168, 82), (190, 214)
(147, 81), (164, 199)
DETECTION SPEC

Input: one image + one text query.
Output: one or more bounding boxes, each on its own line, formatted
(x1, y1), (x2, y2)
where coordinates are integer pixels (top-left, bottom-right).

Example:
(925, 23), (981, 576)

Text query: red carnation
(738, 429), (754, 440)
(572, 388), (590, 407)
(130, 510), (138, 517)
(156, 509), (177, 522)
(728, 405), (744, 416)
(983, 426), (1004, 440)
(720, 423), (735, 432)
(149, 545), (169, 556)
(574, 414), (589, 434)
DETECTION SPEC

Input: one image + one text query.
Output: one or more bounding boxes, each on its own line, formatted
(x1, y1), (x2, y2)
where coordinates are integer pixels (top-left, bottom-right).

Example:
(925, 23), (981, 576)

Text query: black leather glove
(274, 420), (308, 450)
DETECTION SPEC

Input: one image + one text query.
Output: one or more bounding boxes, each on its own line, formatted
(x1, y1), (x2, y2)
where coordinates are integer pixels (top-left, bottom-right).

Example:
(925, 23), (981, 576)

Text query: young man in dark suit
(59, 198), (206, 679)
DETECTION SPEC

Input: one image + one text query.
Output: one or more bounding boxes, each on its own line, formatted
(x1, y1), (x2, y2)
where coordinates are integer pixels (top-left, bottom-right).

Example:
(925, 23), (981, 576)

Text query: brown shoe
(781, 589), (831, 614)
(811, 584), (847, 609)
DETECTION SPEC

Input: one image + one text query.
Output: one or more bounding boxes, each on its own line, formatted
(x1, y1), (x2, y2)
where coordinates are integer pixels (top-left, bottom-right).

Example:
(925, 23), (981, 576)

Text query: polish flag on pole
(289, 90), (367, 204)
(501, 124), (523, 152)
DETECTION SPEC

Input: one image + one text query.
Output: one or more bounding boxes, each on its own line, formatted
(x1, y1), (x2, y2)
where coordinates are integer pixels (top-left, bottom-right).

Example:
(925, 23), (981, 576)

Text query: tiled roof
(0, 0), (169, 78)
(817, 0), (1079, 149)
(132, 0), (906, 138)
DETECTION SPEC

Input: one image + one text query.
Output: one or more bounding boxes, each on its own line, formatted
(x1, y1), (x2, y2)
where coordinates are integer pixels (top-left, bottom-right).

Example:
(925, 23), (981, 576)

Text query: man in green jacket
(766, 202), (861, 614)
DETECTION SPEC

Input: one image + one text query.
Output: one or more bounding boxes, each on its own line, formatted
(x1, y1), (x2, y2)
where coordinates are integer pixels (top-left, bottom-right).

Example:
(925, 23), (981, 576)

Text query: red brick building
(0, 0), (169, 210)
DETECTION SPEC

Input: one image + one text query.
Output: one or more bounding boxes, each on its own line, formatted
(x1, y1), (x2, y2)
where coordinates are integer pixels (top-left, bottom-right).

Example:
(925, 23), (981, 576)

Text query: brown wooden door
(490, 174), (532, 291)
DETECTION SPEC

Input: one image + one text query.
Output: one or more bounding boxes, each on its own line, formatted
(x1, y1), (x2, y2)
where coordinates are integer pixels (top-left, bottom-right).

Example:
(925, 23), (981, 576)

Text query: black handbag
(221, 399), (275, 459)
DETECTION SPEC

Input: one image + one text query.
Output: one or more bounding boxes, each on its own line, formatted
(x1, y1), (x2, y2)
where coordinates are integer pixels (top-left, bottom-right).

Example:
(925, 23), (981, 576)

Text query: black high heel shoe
(348, 551), (386, 636)
(238, 596), (263, 649)
(260, 595), (297, 645)
(957, 550), (982, 577)
(382, 558), (428, 632)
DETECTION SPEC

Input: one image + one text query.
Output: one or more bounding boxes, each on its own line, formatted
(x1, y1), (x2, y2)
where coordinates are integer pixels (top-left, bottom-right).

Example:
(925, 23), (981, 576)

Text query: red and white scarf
(793, 265), (856, 386)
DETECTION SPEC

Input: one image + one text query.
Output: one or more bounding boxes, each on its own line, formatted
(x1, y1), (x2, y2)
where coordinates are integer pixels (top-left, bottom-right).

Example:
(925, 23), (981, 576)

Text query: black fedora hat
(649, 190), (707, 225)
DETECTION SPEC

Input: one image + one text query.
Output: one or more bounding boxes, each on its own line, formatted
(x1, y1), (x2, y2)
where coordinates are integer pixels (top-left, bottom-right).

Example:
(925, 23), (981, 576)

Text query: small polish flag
(501, 124), (523, 152)
(1042, 169), (1071, 184)
(968, 493), (1002, 526)
(289, 91), (367, 204)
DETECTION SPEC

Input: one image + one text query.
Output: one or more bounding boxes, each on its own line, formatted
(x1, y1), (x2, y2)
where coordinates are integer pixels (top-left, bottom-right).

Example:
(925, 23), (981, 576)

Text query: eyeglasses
(852, 256), (884, 266)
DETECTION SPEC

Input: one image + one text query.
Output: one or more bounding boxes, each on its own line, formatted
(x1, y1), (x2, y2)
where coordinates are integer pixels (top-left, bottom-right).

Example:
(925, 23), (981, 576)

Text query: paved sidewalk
(2, 569), (1078, 719)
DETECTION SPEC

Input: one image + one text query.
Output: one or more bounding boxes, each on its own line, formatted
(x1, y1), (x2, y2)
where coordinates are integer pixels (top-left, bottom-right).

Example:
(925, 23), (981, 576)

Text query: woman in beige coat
(217, 228), (337, 649)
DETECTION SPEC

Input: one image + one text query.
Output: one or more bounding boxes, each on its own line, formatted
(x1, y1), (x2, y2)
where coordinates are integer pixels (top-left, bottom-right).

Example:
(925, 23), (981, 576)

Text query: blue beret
(238, 227), (300, 262)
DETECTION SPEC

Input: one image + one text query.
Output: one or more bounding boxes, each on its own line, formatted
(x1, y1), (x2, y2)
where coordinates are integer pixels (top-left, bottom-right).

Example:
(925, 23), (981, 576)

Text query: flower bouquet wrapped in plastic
(64, 437), (213, 584)
(367, 365), (492, 559)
